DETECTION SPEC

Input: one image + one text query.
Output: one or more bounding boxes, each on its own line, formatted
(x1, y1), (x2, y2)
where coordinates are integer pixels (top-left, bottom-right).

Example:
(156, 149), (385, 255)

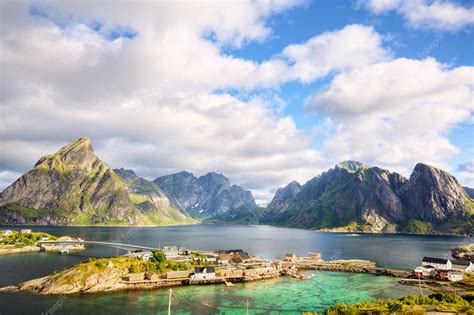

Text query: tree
(151, 250), (166, 263)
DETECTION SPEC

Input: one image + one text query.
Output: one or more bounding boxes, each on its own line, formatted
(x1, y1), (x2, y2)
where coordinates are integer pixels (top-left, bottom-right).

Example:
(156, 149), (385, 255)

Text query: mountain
(0, 137), (194, 226)
(113, 168), (194, 225)
(264, 161), (473, 235)
(153, 171), (258, 220)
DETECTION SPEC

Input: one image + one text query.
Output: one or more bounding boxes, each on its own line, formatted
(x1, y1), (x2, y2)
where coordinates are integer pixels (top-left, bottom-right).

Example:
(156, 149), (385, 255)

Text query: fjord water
(0, 224), (470, 314)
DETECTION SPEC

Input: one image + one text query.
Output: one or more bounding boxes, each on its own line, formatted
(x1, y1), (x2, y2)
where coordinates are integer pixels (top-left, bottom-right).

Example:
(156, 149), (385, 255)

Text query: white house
(163, 246), (179, 258)
(451, 260), (473, 272)
(422, 257), (452, 270)
(191, 267), (216, 280)
(1, 230), (12, 236)
(130, 251), (153, 261)
(447, 271), (463, 282)
(20, 229), (32, 234)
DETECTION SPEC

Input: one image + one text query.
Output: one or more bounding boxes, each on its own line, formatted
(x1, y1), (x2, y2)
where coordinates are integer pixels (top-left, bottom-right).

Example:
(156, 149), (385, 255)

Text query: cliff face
(0, 138), (194, 225)
(401, 163), (470, 223)
(154, 171), (257, 219)
(264, 161), (473, 234)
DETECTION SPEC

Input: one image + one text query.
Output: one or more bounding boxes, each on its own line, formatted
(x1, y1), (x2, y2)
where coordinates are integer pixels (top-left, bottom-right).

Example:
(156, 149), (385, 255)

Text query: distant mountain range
(0, 137), (472, 235)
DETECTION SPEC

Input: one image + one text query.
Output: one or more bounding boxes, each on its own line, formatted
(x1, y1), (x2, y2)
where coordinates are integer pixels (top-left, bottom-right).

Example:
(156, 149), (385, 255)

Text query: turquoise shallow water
(0, 271), (421, 314)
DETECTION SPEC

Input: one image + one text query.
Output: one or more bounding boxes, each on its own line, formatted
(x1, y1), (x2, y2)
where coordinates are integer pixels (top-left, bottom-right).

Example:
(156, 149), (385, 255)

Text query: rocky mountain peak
(335, 160), (369, 173)
(402, 162), (469, 223)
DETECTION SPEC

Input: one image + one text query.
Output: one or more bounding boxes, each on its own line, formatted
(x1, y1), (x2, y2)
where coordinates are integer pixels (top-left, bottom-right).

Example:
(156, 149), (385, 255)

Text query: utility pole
(418, 274), (423, 296)
(168, 288), (172, 315)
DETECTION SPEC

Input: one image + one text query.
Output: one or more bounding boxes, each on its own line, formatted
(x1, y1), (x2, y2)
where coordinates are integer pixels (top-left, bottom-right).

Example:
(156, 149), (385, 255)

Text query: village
(121, 247), (320, 287)
(120, 244), (474, 293)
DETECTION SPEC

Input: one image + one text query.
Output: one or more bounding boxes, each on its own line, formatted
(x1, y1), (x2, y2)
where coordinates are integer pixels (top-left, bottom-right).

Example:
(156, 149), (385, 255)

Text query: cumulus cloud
(366, 0), (474, 31)
(282, 24), (391, 82)
(307, 58), (473, 175)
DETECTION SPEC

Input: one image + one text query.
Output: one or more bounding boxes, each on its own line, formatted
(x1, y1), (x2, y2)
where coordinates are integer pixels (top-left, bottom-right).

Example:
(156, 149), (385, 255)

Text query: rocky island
(0, 229), (84, 255)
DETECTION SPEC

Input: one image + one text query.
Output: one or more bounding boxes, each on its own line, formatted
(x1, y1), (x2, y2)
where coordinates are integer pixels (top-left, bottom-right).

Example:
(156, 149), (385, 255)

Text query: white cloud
(458, 160), (474, 187)
(366, 0), (474, 31)
(308, 58), (473, 175)
(282, 24), (391, 82)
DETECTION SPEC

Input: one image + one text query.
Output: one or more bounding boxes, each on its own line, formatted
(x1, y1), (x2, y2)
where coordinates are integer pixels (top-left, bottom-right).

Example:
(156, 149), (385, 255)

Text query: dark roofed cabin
(422, 257), (449, 264)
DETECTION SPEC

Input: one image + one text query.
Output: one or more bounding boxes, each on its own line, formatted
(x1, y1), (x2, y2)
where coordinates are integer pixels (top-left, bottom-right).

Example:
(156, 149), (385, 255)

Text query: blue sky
(1, 0), (473, 200)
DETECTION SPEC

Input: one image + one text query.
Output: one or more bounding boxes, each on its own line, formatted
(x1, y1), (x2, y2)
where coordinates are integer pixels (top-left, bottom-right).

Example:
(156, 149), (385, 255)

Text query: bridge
(37, 240), (159, 254)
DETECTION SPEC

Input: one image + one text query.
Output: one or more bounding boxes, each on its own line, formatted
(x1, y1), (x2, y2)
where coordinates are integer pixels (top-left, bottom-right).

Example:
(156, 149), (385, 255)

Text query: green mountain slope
(0, 137), (195, 226)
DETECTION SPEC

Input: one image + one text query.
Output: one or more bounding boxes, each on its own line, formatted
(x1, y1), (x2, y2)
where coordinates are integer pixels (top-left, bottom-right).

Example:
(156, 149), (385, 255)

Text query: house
(284, 253), (297, 262)
(178, 247), (188, 255)
(434, 269), (450, 280)
(233, 251), (251, 261)
(127, 273), (145, 281)
(308, 252), (322, 260)
(217, 269), (244, 278)
(130, 251), (153, 261)
(217, 254), (233, 265)
(165, 270), (192, 279)
(40, 236), (49, 241)
(145, 272), (159, 281)
(205, 255), (217, 263)
(191, 267), (216, 280)
(1, 230), (12, 236)
(451, 260), (473, 272)
(243, 267), (279, 278)
(447, 271), (463, 282)
(422, 257), (452, 270)
(163, 246), (179, 258)
(20, 229), (31, 234)
(414, 265), (435, 277)
(230, 257), (243, 264)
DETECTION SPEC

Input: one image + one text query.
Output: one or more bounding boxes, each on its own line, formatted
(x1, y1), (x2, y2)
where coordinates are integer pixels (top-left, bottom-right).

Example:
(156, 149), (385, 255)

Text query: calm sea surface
(0, 224), (471, 314)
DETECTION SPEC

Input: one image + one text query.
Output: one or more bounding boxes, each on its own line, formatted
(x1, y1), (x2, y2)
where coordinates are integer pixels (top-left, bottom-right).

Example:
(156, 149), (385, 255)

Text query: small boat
(225, 281), (234, 287)
(299, 274), (305, 280)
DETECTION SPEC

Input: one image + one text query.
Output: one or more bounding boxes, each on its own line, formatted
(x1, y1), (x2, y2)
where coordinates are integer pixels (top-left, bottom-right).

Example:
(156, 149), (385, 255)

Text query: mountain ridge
(263, 161), (473, 235)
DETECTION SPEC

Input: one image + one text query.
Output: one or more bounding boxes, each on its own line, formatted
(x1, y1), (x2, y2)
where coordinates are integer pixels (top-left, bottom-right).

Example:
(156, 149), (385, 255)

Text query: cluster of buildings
(414, 256), (473, 282)
(124, 247), (284, 284)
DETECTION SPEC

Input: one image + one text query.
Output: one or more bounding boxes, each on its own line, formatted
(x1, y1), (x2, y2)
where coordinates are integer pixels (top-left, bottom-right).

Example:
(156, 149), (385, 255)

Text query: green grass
(325, 293), (474, 314)
(0, 230), (58, 248)
(400, 219), (433, 234)
(129, 193), (149, 205)
(5, 203), (70, 218)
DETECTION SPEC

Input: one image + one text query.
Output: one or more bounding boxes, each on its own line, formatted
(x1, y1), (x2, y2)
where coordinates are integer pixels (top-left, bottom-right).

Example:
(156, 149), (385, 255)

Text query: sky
(0, 0), (473, 202)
